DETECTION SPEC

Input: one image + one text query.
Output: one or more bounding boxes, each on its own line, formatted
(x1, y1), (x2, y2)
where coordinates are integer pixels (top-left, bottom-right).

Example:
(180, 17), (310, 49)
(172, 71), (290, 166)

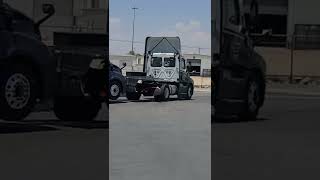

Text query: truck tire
(109, 81), (122, 100)
(185, 85), (194, 100)
(239, 75), (262, 121)
(126, 92), (141, 101)
(0, 64), (38, 121)
(54, 97), (101, 121)
(178, 84), (193, 100)
(155, 84), (170, 102)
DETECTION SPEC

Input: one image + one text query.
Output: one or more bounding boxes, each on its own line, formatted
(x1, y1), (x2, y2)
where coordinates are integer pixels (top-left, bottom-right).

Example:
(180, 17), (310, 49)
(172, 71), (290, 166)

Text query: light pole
(131, 7), (138, 54)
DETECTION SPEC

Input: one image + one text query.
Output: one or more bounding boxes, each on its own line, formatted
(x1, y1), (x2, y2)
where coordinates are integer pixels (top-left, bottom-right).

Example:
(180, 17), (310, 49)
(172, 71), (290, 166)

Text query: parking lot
(0, 105), (109, 180)
(110, 91), (211, 180)
(213, 91), (320, 180)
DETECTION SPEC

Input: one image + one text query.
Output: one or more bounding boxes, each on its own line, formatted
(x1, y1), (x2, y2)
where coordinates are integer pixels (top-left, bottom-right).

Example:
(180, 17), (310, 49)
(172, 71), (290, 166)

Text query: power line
(109, 39), (210, 49)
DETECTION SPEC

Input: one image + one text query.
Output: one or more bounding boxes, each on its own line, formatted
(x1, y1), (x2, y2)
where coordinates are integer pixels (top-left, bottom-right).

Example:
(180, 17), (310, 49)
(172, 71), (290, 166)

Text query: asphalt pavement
(109, 92), (211, 180)
(0, 104), (109, 180)
(213, 93), (320, 180)
(3, 87), (320, 180)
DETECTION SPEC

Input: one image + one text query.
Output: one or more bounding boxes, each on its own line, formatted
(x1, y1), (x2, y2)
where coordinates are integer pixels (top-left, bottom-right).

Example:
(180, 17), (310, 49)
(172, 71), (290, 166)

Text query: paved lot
(0, 105), (109, 180)
(110, 92), (211, 180)
(213, 93), (320, 180)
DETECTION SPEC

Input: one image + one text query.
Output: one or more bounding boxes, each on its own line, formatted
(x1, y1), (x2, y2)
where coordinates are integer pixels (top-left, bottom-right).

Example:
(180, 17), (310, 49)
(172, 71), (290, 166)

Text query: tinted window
(164, 57), (175, 67)
(151, 57), (162, 67)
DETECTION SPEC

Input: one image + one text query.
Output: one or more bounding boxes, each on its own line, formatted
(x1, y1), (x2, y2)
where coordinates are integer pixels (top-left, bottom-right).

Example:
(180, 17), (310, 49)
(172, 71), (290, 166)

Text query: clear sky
(110, 0), (211, 55)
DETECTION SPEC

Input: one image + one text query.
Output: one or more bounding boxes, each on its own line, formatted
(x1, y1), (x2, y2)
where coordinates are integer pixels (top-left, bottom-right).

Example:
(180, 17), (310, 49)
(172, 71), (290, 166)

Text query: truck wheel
(185, 85), (194, 100)
(126, 92), (141, 101)
(54, 97), (101, 121)
(155, 85), (170, 102)
(0, 64), (38, 121)
(178, 84), (193, 100)
(109, 81), (122, 100)
(239, 76), (262, 121)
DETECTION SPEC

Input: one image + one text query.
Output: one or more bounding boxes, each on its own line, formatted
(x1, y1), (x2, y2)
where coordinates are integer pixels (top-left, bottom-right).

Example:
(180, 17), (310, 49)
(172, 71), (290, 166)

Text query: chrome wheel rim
(5, 73), (31, 110)
(110, 84), (120, 97)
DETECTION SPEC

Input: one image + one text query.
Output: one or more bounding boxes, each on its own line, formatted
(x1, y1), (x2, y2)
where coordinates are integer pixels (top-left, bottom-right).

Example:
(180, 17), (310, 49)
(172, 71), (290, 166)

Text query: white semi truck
(126, 37), (194, 102)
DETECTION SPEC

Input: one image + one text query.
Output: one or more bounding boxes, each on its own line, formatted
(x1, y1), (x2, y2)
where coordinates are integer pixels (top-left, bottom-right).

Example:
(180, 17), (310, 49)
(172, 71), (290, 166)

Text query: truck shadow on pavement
(108, 100), (128, 104)
(24, 120), (109, 129)
(128, 97), (195, 103)
(212, 117), (269, 124)
(0, 122), (59, 134)
(0, 120), (108, 134)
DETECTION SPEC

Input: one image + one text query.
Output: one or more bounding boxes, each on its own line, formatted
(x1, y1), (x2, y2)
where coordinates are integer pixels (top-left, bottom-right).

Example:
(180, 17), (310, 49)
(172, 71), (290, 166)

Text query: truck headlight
(90, 59), (105, 70)
(137, 80), (143, 84)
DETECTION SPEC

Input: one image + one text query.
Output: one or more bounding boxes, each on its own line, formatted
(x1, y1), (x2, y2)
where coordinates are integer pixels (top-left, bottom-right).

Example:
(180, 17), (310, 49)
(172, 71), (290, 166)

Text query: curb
(267, 88), (320, 96)
(194, 88), (211, 93)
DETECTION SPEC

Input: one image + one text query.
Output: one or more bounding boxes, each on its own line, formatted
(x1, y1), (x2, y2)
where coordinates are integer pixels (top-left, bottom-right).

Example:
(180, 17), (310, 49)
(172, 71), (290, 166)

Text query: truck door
(213, 0), (251, 115)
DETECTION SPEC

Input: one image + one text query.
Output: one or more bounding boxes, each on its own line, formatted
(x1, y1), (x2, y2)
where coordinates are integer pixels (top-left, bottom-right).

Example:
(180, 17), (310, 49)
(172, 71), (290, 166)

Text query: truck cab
(126, 37), (194, 102)
(146, 53), (180, 82)
(212, 0), (268, 121)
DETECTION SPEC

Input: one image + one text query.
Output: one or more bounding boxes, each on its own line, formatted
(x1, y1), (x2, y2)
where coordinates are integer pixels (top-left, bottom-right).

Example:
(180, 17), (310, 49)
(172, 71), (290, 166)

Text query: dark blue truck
(0, 3), (108, 121)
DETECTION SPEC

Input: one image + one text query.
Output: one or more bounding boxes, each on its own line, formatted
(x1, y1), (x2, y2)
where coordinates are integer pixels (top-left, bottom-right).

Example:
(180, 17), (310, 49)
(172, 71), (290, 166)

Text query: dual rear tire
(0, 64), (38, 121)
(212, 75), (264, 122)
(154, 85), (170, 102)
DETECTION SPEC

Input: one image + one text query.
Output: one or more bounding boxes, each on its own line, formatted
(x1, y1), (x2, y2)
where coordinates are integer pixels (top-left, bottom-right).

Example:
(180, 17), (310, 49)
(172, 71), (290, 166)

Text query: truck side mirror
(42, 4), (55, 15)
(36, 4), (55, 27)
(121, 62), (127, 70)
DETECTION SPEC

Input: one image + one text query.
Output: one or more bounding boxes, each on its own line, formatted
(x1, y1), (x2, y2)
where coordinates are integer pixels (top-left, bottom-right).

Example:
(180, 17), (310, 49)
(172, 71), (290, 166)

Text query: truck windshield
(151, 57), (162, 67)
(164, 57), (175, 67)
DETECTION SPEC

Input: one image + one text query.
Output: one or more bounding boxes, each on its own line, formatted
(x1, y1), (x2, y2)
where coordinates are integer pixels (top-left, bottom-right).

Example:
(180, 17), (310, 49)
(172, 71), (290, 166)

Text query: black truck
(0, 3), (107, 121)
(212, 0), (269, 121)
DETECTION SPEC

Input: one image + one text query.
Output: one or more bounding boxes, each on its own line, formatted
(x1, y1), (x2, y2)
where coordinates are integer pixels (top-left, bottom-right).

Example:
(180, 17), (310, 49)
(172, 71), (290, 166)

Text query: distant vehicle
(212, 0), (269, 120)
(109, 62), (126, 100)
(126, 37), (194, 102)
(0, 3), (108, 121)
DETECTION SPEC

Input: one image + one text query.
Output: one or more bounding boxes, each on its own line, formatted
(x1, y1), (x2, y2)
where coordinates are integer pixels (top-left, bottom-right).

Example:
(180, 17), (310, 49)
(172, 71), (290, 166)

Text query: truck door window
(164, 57), (175, 67)
(151, 57), (162, 67)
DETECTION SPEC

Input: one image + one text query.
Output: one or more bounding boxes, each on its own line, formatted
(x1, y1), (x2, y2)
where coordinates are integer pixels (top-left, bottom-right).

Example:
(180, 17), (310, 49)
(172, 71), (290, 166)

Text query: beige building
(110, 54), (211, 77)
(4, 0), (107, 44)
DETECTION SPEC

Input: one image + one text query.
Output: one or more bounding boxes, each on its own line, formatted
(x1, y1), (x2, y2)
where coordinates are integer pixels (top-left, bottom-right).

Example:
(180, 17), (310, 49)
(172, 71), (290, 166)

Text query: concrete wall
(5, 0), (107, 44)
(287, 0), (320, 36)
(191, 77), (211, 88)
(184, 54), (211, 76)
(256, 47), (320, 77)
(109, 55), (144, 76)
(3, 0), (34, 18)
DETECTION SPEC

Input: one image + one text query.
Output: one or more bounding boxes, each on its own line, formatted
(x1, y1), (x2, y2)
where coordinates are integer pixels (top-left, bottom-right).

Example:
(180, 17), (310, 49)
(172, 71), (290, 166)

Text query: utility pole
(131, 7), (138, 54)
